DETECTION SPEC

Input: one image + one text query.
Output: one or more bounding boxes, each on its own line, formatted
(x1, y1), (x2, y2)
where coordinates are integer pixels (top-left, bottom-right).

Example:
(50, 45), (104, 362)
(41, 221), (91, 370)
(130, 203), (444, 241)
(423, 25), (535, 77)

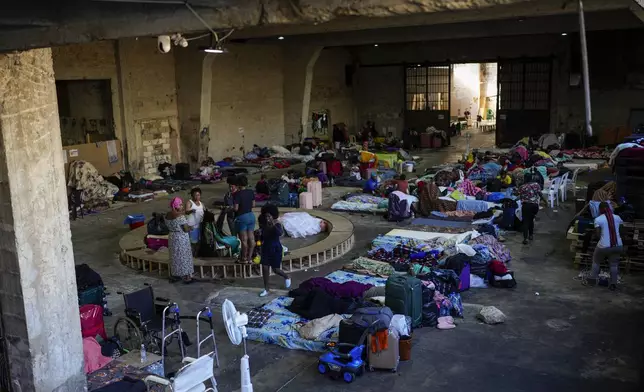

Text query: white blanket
(281, 212), (323, 238)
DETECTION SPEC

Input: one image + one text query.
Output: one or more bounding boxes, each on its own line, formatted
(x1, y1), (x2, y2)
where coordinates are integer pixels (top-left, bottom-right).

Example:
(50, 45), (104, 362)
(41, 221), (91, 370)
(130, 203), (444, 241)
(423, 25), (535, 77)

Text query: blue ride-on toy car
(318, 342), (366, 383)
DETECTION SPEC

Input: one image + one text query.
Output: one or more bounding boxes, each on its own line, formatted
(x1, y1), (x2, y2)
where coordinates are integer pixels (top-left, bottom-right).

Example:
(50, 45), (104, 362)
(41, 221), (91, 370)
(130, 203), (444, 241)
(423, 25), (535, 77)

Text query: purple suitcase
(458, 263), (471, 292)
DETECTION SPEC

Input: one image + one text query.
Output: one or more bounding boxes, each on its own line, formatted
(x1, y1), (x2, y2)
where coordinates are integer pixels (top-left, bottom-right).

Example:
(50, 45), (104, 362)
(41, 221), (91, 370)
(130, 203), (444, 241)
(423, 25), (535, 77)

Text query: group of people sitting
(363, 173), (409, 195)
(164, 175), (291, 295)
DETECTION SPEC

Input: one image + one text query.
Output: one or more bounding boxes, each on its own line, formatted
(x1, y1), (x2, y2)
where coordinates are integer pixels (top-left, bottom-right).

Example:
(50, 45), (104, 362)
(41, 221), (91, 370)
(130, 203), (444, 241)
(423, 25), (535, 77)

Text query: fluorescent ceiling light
(374, 44), (379, 47)
(561, 32), (568, 36)
(278, 36), (285, 40)
(203, 47), (226, 53)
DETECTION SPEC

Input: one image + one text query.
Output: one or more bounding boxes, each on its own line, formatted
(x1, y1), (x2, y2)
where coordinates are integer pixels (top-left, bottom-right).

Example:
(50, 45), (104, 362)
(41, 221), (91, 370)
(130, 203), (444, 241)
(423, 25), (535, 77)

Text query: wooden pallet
(573, 219), (644, 272)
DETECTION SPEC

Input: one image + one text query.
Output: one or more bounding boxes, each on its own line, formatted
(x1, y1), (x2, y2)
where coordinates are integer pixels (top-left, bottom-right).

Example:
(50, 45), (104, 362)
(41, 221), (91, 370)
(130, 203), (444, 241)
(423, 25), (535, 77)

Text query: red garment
(395, 180), (409, 194)
(489, 260), (508, 275)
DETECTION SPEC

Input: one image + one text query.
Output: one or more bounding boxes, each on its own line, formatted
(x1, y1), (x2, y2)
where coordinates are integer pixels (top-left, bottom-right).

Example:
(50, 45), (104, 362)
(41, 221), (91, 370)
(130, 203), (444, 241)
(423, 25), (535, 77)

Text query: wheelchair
(113, 285), (187, 369)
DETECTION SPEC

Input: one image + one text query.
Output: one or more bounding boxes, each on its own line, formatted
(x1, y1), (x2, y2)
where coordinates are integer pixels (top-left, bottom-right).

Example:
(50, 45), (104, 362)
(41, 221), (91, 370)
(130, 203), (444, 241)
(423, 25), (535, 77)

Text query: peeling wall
(310, 47), (357, 137)
(52, 39), (180, 175)
(208, 44), (285, 159)
(175, 45), (206, 167)
(117, 38), (180, 175)
(52, 41), (124, 147)
(356, 66), (405, 136)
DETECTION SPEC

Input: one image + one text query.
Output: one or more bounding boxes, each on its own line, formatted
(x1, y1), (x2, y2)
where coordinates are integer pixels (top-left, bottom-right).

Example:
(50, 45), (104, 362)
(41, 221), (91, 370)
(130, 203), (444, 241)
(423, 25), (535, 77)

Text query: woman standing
(233, 176), (256, 263)
(185, 187), (205, 256)
(258, 204), (291, 297)
(166, 197), (195, 284)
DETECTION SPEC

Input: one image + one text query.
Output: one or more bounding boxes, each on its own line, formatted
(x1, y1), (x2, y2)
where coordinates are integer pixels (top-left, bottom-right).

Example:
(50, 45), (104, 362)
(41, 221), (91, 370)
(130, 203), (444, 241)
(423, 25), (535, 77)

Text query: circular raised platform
(119, 208), (354, 280)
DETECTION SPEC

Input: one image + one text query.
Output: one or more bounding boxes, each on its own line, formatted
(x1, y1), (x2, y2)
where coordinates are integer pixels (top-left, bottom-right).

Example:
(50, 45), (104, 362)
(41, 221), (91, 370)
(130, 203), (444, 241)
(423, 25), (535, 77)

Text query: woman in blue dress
(258, 204), (291, 297)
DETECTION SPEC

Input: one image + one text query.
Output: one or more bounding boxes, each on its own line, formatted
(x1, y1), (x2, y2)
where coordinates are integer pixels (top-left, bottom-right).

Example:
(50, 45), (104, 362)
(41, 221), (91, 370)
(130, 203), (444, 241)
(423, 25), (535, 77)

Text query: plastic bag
(390, 314), (411, 338)
(470, 274), (487, 288)
(456, 243), (476, 257)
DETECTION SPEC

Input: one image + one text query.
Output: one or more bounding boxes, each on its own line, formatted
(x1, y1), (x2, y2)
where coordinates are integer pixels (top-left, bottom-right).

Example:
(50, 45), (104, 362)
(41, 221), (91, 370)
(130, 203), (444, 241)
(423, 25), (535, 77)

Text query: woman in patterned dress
(166, 197), (195, 284)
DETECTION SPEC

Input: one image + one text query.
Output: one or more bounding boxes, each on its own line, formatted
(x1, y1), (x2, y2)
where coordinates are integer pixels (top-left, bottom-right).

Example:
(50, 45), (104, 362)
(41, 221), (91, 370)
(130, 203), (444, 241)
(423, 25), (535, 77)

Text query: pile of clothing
(68, 161), (119, 209)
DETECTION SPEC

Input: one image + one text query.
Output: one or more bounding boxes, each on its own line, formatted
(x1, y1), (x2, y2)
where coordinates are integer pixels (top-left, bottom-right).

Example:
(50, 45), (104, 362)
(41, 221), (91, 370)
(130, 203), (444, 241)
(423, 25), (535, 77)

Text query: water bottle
(140, 344), (147, 363)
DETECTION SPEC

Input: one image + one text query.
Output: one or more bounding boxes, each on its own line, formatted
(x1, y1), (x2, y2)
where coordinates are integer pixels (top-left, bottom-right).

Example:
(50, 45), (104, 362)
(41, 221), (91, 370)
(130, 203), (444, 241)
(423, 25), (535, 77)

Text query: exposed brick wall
(139, 118), (172, 175)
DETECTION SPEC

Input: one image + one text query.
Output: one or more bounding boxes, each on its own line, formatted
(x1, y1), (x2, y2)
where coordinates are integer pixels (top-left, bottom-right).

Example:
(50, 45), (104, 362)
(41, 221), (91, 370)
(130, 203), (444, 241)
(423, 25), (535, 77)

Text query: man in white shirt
(586, 202), (624, 290)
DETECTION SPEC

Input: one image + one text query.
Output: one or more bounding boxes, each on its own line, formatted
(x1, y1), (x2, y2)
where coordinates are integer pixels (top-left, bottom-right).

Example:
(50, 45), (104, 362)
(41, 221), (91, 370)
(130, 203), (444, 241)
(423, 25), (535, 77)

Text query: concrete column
(283, 45), (323, 144)
(0, 48), (85, 392)
(199, 54), (215, 164)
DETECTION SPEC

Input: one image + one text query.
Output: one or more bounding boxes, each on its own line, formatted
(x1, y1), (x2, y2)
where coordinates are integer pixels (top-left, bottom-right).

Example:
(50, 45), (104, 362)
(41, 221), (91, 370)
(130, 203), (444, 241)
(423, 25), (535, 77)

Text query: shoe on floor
(285, 278), (292, 289)
(528, 235), (534, 241)
(259, 290), (269, 297)
(522, 239), (529, 245)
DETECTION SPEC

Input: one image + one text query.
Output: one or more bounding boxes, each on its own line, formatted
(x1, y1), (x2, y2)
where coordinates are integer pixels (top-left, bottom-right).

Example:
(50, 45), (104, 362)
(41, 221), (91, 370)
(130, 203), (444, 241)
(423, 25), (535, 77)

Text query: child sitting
(497, 170), (512, 187)
(256, 174), (269, 195)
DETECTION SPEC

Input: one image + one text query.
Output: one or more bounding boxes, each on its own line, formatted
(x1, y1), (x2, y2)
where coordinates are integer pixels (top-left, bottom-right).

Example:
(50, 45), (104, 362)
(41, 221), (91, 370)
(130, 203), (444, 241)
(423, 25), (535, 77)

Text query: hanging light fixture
(201, 33), (229, 54)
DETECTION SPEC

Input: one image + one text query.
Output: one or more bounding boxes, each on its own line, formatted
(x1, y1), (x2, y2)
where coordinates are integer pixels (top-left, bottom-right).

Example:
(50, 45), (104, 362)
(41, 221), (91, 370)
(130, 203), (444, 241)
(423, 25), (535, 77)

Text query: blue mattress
(246, 271), (386, 352)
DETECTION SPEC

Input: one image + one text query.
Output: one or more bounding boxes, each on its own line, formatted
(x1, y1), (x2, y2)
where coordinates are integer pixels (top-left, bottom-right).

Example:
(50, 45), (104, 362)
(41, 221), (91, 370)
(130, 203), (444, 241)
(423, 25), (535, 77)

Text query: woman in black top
(233, 176), (256, 263)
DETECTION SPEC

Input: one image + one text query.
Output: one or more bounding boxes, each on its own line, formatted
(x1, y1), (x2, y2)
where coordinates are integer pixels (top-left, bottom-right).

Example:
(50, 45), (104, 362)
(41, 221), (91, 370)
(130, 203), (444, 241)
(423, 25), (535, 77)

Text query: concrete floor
(72, 130), (644, 391)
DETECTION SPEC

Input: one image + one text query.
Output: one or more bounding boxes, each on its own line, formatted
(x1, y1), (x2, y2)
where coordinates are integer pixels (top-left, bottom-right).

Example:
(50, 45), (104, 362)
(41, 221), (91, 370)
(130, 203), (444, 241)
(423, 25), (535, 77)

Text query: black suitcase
(175, 163), (191, 180)
(338, 319), (369, 356)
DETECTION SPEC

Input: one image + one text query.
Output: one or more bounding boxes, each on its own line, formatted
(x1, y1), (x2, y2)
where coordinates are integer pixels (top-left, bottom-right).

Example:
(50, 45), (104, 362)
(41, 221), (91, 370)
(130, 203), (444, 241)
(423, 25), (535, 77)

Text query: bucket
(399, 335), (412, 361)
(404, 162), (414, 173)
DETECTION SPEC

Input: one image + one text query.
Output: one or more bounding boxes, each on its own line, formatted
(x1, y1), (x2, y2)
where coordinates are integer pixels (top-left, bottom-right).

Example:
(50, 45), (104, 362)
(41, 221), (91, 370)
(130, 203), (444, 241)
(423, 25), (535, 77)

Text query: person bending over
(585, 202), (624, 291)
(258, 204), (291, 297)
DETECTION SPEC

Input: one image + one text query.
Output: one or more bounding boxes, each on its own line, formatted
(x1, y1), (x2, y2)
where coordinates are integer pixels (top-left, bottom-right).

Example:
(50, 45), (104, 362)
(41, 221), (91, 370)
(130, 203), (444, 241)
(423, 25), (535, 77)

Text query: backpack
(270, 181), (290, 206)
(147, 212), (169, 235)
(387, 192), (410, 222)
(349, 306), (394, 331)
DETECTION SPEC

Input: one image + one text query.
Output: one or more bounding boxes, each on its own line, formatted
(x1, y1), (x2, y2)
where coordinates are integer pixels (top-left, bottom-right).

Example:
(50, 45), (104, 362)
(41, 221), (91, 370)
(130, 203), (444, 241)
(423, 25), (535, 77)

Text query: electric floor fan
(222, 299), (253, 392)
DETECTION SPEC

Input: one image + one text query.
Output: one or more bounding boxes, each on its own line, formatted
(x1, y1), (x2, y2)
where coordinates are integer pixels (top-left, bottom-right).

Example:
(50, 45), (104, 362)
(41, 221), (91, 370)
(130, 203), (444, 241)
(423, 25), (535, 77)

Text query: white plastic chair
(558, 172), (570, 202)
(542, 176), (562, 208)
(145, 352), (217, 392)
(565, 168), (580, 197)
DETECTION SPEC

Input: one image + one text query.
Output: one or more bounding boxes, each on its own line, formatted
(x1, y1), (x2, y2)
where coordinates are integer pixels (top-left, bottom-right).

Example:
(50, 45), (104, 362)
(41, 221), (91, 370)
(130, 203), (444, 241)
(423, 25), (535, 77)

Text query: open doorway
(450, 63), (498, 133)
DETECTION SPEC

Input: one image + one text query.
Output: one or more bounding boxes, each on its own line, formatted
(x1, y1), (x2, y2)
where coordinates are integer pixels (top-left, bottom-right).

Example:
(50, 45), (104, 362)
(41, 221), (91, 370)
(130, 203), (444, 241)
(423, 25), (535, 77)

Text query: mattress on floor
(246, 271), (386, 352)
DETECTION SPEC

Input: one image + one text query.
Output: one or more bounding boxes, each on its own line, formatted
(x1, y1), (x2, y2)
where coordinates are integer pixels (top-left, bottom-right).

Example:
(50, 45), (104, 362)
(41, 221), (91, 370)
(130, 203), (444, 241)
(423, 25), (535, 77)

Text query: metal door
(496, 59), (552, 146)
(404, 65), (451, 134)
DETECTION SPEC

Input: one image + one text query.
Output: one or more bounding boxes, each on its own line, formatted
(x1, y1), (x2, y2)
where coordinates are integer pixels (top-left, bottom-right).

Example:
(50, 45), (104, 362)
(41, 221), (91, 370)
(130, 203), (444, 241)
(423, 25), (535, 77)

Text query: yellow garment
(518, 137), (529, 145)
(466, 152), (474, 163)
(497, 175), (512, 185)
(534, 151), (551, 159)
(359, 151), (378, 165)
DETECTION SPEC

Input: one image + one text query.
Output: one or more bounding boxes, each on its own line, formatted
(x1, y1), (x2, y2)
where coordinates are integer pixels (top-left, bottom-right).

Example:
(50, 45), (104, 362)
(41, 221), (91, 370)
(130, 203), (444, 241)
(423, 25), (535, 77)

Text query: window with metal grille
(405, 66), (450, 111)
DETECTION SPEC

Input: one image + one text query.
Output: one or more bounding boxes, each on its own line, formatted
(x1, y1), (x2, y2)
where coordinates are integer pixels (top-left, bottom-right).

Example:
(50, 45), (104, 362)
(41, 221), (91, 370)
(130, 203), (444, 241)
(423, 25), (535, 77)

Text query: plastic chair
(144, 352), (217, 392)
(558, 172), (570, 202)
(542, 176), (562, 208)
(566, 168), (580, 197)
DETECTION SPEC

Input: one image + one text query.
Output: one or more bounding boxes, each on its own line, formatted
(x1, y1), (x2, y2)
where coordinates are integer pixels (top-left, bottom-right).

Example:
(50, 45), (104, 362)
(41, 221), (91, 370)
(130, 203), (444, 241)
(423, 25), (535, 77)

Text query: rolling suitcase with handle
(299, 192), (313, 209)
(368, 329), (399, 372)
(385, 275), (423, 328)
